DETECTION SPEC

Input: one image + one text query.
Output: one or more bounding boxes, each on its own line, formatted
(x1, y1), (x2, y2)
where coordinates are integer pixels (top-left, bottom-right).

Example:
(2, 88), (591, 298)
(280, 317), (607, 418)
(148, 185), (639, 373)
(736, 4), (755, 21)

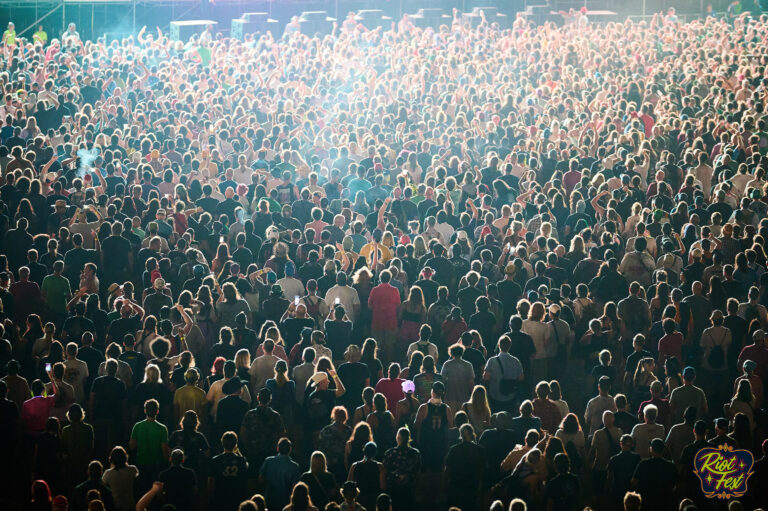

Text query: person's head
(277, 437), (292, 455)
(602, 410), (614, 428)
(289, 482), (312, 509)
(643, 404), (658, 424)
(396, 427), (411, 447)
(624, 492), (642, 511)
(144, 399), (159, 419)
(310, 450), (327, 474)
(221, 431), (238, 452)
(87, 460), (103, 481)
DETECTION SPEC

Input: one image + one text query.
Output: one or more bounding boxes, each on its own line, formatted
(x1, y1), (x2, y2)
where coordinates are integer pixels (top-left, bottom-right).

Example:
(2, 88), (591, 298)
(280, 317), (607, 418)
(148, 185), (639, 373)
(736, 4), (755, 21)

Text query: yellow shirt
(173, 384), (207, 422)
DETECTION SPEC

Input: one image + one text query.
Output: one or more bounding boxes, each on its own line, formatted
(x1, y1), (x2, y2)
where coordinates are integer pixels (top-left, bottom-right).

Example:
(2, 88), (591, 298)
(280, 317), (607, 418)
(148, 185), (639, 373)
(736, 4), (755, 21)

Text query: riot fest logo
(693, 444), (754, 499)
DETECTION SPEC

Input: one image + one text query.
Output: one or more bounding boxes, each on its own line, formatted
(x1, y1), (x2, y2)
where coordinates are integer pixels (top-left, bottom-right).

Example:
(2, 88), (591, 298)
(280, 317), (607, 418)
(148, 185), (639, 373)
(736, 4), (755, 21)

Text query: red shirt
(368, 283), (401, 331)
(738, 344), (768, 380)
(658, 332), (684, 363)
(637, 396), (671, 426)
(21, 395), (55, 434)
(375, 377), (405, 414)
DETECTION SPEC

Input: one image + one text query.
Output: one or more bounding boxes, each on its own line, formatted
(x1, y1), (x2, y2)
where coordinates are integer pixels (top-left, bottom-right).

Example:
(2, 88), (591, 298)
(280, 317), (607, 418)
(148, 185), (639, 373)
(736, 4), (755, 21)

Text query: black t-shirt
(158, 465), (197, 509)
(216, 395), (250, 436)
(424, 256), (454, 288)
(0, 398), (19, 446)
(119, 350), (147, 381)
(100, 235), (132, 272)
(305, 388), (336, 430)
(337, 361), (370, 410)
(168, 429), (210, 471)
(607, 451), (640, 498)
(478, 428), (516, 483)
(108, 315), (142, 346)
(463, 347), (486, 384)
(281, 317), (314, 350)
(324, 319), (353, 357)
(209, 452), (249, 507)
(62, 315), (96, 343)
(91, 375), (126, 419)
(63, 247), (95, 282)
(632, 457), (677, 511)
(506, 331), (536, 376)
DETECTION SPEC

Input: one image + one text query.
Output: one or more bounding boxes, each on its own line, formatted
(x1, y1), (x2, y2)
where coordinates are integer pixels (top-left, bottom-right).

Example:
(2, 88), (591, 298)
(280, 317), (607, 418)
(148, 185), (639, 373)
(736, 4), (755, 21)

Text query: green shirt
(131, 418), (168, 465)
(197, 46), (211, 66)
(2, 29), (16, 45)
(33, 30), (47, 44)
(41, 274), (71, 313)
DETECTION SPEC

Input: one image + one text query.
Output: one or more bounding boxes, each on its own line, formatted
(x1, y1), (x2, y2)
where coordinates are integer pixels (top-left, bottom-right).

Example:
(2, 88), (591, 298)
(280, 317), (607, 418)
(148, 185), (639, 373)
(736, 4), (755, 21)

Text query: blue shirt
(259, 454), (300, 511)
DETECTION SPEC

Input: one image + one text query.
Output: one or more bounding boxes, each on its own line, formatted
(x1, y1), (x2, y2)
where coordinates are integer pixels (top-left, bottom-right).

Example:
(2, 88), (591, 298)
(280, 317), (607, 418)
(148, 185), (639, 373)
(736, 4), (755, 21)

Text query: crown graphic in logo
(693, 444), (754, 500)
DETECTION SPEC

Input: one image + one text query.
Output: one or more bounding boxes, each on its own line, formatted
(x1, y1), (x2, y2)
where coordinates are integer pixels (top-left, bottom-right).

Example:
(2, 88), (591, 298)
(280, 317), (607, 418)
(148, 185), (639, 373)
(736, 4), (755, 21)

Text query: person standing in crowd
(129, 399), (169, 493)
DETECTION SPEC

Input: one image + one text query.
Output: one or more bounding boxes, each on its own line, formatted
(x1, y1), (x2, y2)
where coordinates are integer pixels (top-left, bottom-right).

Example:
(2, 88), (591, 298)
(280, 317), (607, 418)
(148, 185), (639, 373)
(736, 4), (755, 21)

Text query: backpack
(706, 329), (727, 369)
(708, 344), (725, 369)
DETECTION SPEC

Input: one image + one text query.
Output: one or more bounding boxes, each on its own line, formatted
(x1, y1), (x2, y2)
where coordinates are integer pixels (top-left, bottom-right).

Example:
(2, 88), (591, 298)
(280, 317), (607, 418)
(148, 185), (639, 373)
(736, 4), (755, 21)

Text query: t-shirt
(484, 353), (523, 402)
(658, 332), (684, 363)
(669, 384), (708, 424)
(374, 378), (405, 412)
(100, 235), (132, 273)
(130, 419), (168, 465)
(102, 465), (139, 511)
(90, 375), (127, 419)
(158, 465), (197, 509)
(64, 358), (89, 403)
(305, 389), (336, 429)
(368, 283), (401, 331)
(632, 457), (677, 511)
(209, 452), (249, 507)
(41, 274), (71, 313)
(441, 358), (475, 404)
(631, 423), (666, 459)
(20, 395), (55, 434)
(337, 361), (370, 410)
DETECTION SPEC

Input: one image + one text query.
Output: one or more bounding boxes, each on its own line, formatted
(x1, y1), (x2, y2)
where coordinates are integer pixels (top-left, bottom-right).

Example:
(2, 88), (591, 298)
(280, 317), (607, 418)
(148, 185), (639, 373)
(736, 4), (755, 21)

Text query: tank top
(420, 402), (448, 470)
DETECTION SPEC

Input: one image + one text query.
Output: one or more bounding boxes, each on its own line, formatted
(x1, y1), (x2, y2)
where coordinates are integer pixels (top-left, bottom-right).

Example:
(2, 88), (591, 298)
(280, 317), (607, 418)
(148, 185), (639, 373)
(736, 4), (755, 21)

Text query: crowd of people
(1, 6), (768, 511)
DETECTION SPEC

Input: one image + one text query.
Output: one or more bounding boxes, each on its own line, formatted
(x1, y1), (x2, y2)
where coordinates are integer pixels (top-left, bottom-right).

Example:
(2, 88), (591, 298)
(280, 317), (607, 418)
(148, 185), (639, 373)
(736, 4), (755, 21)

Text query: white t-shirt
(64, 358), (89, 404)
(324, 285), (361, 322)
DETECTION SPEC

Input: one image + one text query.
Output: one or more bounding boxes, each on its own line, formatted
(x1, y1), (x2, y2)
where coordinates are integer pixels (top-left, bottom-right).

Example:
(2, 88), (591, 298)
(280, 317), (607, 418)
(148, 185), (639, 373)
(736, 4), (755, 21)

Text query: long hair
(468, 385), (491, 418)
(310, 451), (327, 474)
(289, 482), (312, 511)
(143, 364), (162, 384)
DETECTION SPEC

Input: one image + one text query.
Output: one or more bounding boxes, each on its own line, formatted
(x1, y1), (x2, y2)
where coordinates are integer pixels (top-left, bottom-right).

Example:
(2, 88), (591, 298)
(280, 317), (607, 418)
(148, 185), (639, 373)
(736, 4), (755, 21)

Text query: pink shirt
(368, 283), (401, 331)
(21, 395), (55, 434)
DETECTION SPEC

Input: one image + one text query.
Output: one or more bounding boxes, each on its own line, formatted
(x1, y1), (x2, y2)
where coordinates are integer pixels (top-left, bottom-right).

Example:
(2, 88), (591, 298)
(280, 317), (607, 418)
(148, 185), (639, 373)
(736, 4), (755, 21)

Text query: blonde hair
(143, 364), (161, 384)
(310, 450), (327, 474)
